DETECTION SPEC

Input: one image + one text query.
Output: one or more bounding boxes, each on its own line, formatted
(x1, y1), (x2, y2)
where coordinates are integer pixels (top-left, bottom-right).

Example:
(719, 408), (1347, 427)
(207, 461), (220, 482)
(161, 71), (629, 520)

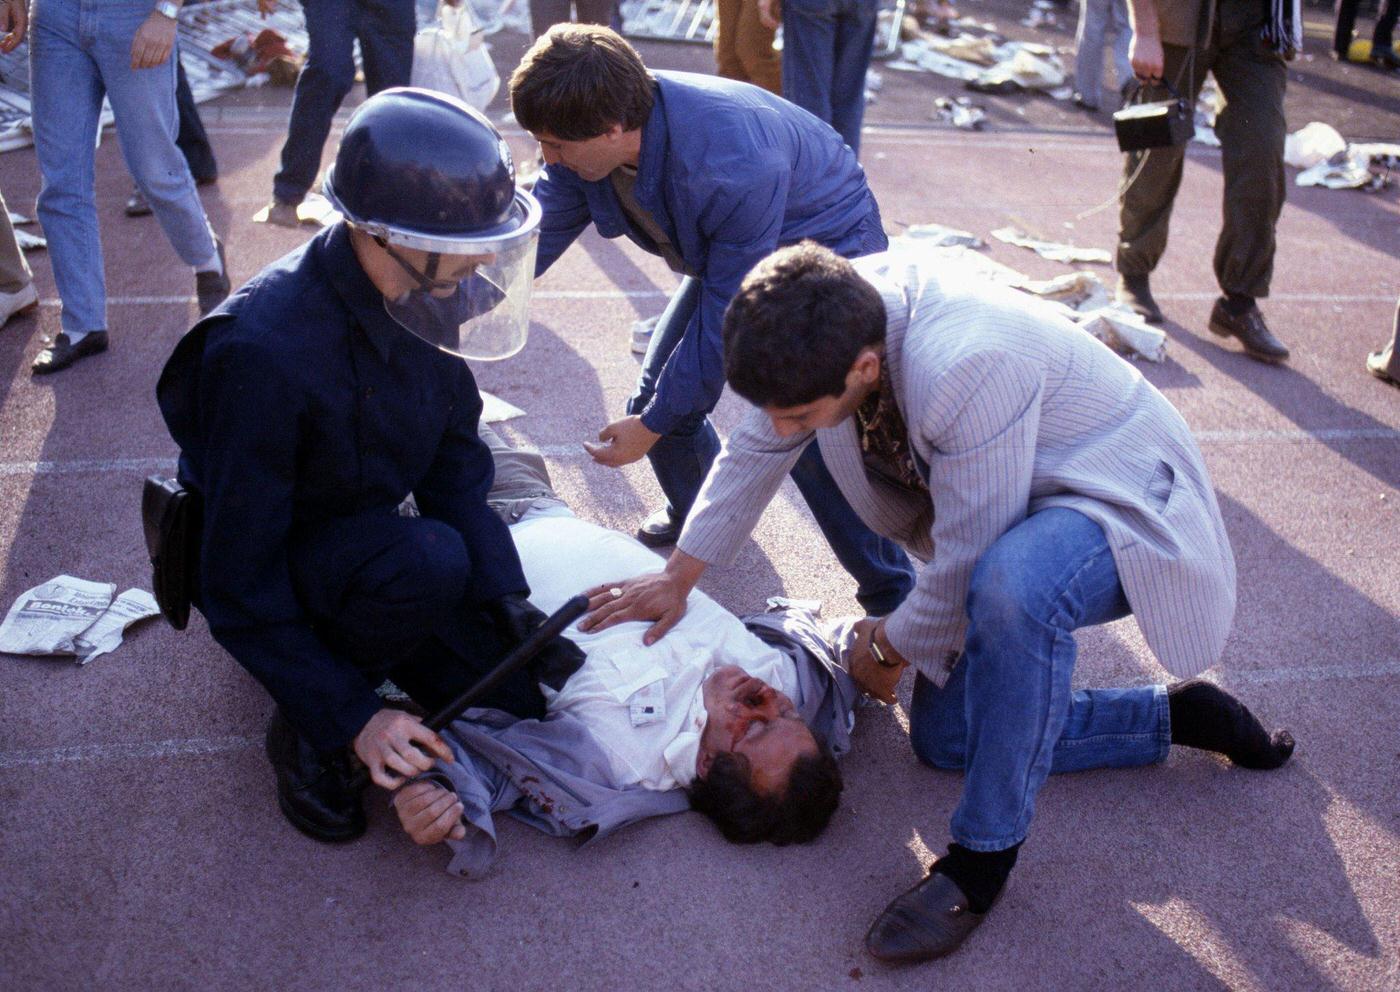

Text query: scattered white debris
(991, 226), (1112, 264)
(933, 96), (986, 130)
(901, 223), (985, 248)
(1284, 122), (1348, 169)
(16, 229), (45, 251)
(0, 576), (158, 664)
(7, 210), (33, 226)
(1073, 306), (1167, 362)
(1296, 152), (1374, 190)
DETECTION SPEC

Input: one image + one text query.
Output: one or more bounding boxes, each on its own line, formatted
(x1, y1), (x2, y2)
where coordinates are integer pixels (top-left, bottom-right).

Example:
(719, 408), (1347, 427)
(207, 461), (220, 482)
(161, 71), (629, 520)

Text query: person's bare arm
(580, 548), (708, 644)
(1126, 0), (1164, 82)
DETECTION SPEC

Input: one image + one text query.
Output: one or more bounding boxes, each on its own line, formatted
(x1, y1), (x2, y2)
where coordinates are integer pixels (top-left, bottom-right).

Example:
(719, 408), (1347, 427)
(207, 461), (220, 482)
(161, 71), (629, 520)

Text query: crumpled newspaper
(1294, 142), (1398, 191)
(990, 226), (1112, 264)
(968, 45), (1066, 93)
(480, 390), (525, 423)
(0, 576), (159, 665)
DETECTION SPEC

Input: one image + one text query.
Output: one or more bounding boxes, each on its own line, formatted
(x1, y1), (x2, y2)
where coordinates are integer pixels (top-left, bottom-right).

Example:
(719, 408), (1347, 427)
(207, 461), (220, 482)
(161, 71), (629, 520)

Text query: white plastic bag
(410, 2), (499, 111)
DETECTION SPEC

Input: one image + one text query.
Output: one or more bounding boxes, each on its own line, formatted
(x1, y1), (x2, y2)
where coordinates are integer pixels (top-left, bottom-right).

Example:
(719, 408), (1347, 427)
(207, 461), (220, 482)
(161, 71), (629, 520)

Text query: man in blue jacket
(155, 89), (583, 844)
(508, 25), (914, 616)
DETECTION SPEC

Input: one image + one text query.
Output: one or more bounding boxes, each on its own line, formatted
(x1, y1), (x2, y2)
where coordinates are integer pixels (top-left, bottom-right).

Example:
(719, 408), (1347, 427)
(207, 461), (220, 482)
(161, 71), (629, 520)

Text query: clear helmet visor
(381, 232), (539, 360)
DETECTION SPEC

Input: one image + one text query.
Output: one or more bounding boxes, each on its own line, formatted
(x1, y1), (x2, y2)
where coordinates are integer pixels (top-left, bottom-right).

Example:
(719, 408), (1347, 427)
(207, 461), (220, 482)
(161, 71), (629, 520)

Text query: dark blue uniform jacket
(532, 70), (888, 434)
(156, 223), (528, 750)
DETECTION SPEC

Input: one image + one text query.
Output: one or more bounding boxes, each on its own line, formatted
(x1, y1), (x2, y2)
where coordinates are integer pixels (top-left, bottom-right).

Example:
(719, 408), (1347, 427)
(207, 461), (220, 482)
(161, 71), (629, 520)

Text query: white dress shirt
(509, 508), (798, 792)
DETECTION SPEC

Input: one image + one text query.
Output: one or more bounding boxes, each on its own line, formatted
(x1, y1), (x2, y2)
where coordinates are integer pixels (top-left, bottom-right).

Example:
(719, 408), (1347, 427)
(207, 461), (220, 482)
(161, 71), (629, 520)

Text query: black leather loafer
(265, 708), (367, 843)
(865, 869), (991, 964)
(635, 506), (682, 548)
(1208, 298), (1289, 363)
(31, 331), (108, 375)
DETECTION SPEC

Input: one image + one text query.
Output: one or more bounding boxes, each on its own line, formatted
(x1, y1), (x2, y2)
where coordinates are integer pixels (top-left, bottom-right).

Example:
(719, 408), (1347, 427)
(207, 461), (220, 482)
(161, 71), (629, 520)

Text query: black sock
(1167, 680), (1294, 769)
(931, 842), (1020, 913)
(1223, 292), (1256, 315)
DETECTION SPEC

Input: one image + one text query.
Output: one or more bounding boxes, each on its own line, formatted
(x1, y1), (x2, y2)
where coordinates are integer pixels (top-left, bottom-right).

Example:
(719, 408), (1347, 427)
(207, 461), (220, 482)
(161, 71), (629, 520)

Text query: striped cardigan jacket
(678, 249), (1237, 687)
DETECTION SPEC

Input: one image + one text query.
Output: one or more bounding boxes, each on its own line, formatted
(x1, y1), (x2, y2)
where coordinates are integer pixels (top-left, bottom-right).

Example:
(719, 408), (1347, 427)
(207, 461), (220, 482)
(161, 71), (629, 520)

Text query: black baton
(424, 594), (590, 732)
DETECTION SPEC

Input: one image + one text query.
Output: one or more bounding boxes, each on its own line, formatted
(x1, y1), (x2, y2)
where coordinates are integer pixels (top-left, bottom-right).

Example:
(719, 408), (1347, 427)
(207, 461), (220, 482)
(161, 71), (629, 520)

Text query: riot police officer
(156, 88), (583, 843)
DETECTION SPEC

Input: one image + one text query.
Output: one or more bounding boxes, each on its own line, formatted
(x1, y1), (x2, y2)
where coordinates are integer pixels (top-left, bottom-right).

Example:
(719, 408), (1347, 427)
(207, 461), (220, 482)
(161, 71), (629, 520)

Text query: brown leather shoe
(865, 869), (990, 964)
(31, 331), (108, 375)
(1208, 298), (1289, 363)
(1115, 273), (1164, 325)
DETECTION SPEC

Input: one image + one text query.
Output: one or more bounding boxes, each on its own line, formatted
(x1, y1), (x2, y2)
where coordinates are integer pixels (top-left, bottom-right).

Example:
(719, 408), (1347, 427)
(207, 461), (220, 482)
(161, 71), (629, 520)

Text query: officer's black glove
(486, 592), (585, 691)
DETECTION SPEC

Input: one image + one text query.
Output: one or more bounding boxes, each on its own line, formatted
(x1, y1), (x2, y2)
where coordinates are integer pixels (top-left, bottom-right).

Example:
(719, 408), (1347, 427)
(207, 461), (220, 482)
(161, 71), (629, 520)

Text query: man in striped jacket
(579, 242), (1295, 964)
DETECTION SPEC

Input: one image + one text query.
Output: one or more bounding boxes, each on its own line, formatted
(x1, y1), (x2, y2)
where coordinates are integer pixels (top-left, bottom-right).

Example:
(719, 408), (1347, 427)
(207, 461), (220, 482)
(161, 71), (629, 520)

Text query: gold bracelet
(869, 624), (900, 669)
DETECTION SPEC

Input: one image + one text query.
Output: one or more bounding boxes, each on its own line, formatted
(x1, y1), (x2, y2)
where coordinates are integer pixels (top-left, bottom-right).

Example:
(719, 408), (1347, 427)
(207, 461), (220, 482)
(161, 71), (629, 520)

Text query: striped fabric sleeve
(677, 406), (813, 566)
(883, 349), (1044, 681)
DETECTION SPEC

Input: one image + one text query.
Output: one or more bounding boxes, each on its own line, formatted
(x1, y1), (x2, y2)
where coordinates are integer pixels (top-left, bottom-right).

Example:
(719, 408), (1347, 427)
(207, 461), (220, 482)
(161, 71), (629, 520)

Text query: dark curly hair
(723, 241), (886, 409)
(688, 747), (843, 845)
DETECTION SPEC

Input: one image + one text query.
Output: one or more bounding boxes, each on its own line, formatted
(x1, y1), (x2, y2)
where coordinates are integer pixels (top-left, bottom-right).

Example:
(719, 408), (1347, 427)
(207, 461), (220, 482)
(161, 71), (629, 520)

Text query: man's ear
(847, 347), (881, 390)
(696, 747), (714, 780)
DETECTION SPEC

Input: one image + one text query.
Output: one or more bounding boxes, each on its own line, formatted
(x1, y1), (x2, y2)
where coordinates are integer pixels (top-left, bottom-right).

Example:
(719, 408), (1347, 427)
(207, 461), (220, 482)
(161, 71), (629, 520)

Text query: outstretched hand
(846, 618), (907, 704)
(580, 573), (689, 645)
(584, 415), (660, 467)
(393, 780), (467, 845)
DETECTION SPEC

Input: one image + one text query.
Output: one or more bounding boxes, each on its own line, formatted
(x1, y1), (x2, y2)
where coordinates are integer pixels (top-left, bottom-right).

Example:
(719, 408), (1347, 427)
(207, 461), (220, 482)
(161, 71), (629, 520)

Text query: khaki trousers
(0, 188), (33, 294)
(1116, 0), (1286, 299)
(714, 0), (782, 95)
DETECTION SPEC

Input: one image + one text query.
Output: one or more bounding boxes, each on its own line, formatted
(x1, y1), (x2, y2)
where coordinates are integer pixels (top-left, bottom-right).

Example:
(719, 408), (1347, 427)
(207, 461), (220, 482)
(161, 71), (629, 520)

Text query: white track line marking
(3, 426), (1396, 479)
(5, 661), (1398, 768)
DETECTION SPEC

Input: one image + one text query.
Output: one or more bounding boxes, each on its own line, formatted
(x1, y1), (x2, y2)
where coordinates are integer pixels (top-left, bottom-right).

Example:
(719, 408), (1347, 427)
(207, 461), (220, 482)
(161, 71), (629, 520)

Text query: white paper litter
(888, 239), (1165, 361)
(990, 226), (1112, 264)
(7, 210), (33, 225)
(1296, 152), (1373, 189)
(252, 191), (340, 227)
(480, 390), (525, 423)
(15, 228), (45, 251)
(901, 223), (985, 248)
(1285, 122), (1347, 169)
(0, 576), (159, 664)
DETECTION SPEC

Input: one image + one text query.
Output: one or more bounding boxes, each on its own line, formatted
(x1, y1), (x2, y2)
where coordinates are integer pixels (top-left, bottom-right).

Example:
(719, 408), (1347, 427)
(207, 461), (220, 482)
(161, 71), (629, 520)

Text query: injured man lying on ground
(391, 426), (861, 876)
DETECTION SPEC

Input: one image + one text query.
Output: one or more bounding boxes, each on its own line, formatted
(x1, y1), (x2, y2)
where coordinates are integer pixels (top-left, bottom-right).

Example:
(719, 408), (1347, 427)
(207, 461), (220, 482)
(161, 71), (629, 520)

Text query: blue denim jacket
(156, 223), (528, 749)
(533, 70), (888, 434)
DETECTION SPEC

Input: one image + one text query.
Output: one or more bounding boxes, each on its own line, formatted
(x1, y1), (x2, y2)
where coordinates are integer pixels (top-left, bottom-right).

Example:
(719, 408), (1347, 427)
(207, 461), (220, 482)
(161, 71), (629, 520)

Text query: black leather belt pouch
(142, 475), (203, 630)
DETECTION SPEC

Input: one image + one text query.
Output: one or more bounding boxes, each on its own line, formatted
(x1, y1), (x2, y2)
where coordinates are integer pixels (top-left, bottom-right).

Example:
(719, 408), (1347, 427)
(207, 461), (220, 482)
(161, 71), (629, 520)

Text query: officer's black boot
(265, 707), (368, 842)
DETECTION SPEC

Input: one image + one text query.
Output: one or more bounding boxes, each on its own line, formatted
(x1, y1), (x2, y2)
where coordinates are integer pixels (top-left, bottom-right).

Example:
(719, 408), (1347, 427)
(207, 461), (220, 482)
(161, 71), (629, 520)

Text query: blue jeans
(780, 0), (879, 154)
(273, 0), (415, 204)
(627, 277), (915, 615)
(1074, 0), (1133, 109)
(30, 0), (218, 335)
(909, 508), (1170, 852)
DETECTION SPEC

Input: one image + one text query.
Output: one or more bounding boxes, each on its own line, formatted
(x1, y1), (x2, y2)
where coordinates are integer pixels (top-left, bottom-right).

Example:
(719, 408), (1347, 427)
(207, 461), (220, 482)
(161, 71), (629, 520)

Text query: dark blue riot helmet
(323, 87), (541, 360)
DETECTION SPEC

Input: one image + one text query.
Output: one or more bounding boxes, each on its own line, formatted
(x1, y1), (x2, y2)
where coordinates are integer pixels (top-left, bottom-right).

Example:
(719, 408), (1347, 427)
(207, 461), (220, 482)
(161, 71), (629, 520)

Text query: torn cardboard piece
(0, 576), (159, 665)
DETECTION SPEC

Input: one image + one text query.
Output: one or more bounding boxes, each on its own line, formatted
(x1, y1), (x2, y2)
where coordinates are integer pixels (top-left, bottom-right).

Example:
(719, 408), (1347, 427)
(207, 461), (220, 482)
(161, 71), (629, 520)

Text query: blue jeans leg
(789, 444), (914, 614)
(31, 0), (215, 336)
(30, 0), (107, 334)
(908, 507), (1171, 852)
(274, 0), (359, 204)
(357, 0), (416, 95)
(781, 0), (877, 153)
(103, 36), (217, 269)
(1074, 0), (1110, 107)
(627, 277), (721, 521)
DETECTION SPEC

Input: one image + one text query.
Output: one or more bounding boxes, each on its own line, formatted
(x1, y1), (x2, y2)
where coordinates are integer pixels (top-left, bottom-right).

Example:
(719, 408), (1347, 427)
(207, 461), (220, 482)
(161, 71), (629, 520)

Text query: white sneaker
(0, 282), (38, 328)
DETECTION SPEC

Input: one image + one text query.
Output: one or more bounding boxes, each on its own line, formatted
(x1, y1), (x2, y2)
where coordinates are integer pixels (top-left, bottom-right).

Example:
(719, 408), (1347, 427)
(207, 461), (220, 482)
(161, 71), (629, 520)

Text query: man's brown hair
(508, 24), (655, 141)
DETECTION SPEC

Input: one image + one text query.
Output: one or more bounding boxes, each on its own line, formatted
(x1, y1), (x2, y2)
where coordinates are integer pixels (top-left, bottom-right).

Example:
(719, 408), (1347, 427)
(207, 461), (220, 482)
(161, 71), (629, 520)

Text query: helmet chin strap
(373, 235), (457, 294)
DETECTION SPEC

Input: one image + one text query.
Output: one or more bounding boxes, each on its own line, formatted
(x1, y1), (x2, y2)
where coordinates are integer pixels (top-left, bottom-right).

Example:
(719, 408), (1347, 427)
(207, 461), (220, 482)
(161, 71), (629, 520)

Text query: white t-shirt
(509, 510), (799, 792)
